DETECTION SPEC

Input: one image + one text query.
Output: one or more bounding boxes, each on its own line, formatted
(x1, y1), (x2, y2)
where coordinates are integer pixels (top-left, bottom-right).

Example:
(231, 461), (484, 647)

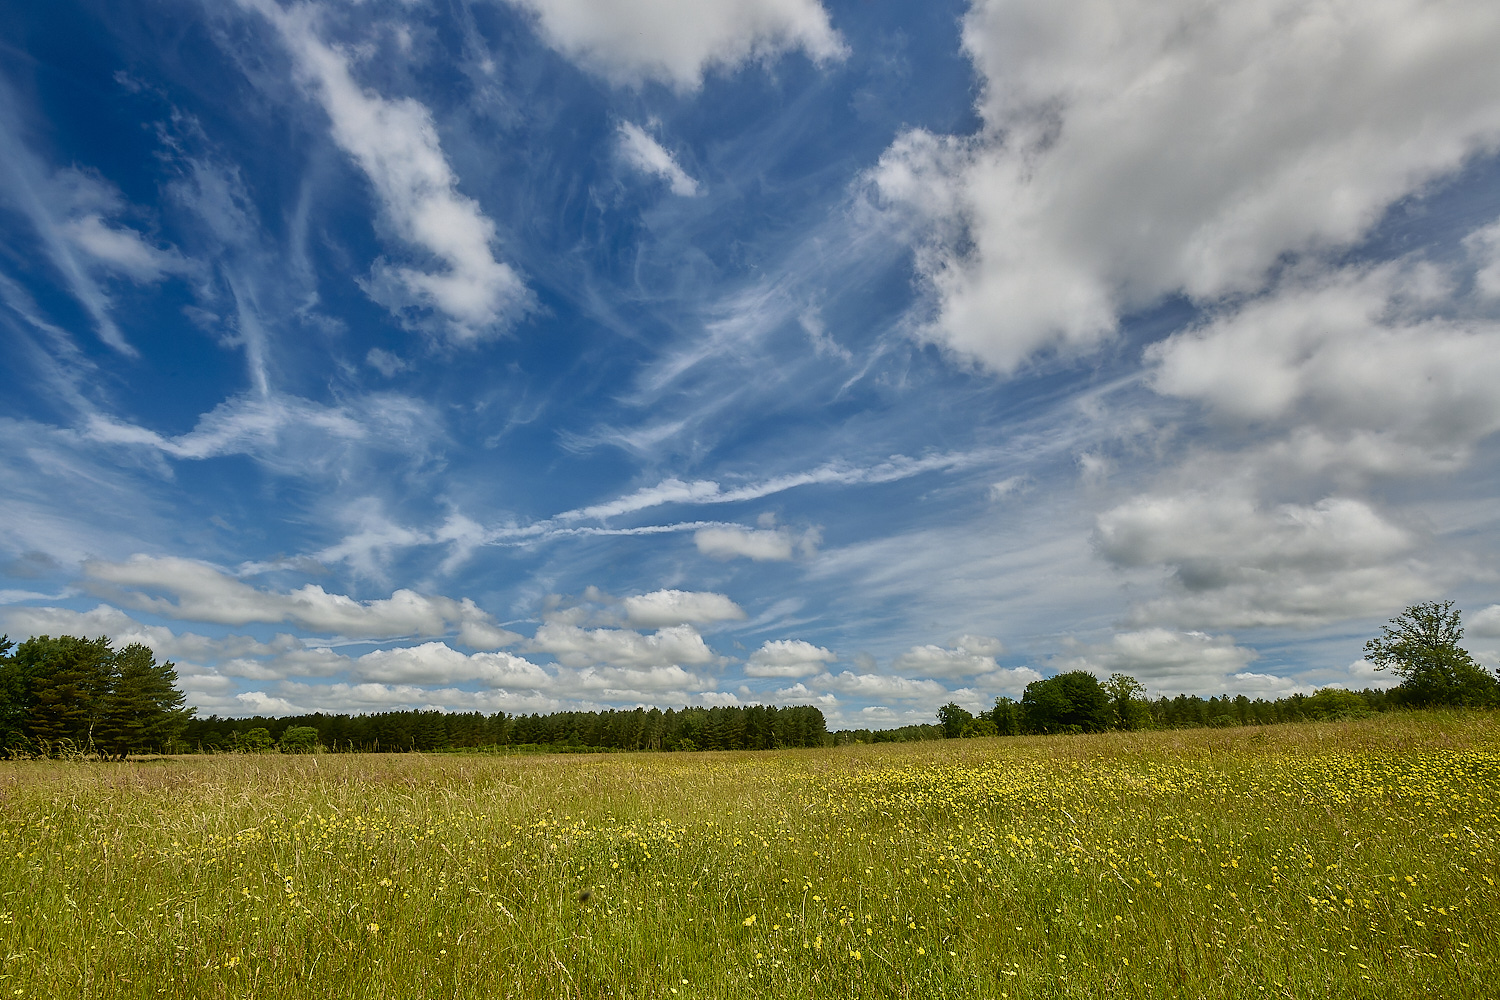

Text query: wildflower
(742, 915), (756, 927)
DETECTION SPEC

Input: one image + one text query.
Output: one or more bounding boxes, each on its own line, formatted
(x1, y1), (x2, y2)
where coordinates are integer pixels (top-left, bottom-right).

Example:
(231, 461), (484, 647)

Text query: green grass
(1, 711), (1497, 998)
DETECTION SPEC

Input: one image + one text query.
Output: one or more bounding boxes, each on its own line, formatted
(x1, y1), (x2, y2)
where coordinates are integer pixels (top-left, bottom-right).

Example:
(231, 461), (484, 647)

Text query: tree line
(834, 601), (1499, 744)
(182, 703), (830, 754)
(2, 602), (1492, 756)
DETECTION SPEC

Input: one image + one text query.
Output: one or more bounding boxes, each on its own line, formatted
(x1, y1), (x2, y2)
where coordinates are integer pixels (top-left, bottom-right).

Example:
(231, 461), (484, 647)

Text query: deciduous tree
(1364, 602), (1498, 707)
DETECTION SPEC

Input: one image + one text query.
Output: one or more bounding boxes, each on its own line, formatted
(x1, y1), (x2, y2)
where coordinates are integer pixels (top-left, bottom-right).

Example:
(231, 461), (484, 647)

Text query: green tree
(279, 726), (320, 753)
(1104, 673), (1149, 730)
(985, 696), (1022, 735)
(11, 635), (114, 751)
(1303, 687), (1367, 721)
(1021, 671), (1113, 734)
(936, 702), (974, 739)
(98, 644), (191, 758)
(1364, 602), (1498, 707)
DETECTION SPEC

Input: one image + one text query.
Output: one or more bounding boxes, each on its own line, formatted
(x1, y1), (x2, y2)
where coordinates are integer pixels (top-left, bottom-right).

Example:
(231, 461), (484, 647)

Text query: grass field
(1, 712), (1497, 998)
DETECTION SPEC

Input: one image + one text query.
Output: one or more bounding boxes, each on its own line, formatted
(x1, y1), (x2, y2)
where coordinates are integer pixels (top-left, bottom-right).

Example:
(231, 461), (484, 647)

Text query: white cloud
(365, 347), (410, 377)
(555, 663), (708, 699)
(814, 670), (948, 702)
(352, 642), (551, 687)
(1053, 628), (1271, 697)
(694, 525), (818, 561)
(745, 638), (835, 678)
(242, 0), (529, 341)
(528, 621), (716, 669)
(871, 0), (1500, 373)
(81, 555), (515, 640)
(1470, 605), (1500, 639)
(617, 123), (698, 196)
(621, 589), (746, 628)
(769, 682), (839, 707)
(236, 690), (301, 715)
(0, 603), (296, 663)
(1149, 266), (1500, 471)
(1096, 492), (1428, 629)
(504, 0), (846, 90)
(891, 634), (1005, 679)
(61, 214), (185, 284)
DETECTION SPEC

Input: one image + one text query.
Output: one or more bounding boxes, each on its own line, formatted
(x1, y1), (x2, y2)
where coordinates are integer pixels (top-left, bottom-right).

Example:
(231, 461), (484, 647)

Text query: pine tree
(98, 643), (191, 758)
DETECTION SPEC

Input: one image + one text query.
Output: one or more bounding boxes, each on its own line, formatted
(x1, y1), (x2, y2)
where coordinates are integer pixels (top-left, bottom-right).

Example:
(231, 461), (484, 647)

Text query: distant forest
(184, 704), (830, 753)
(183, 684), (1407, 755)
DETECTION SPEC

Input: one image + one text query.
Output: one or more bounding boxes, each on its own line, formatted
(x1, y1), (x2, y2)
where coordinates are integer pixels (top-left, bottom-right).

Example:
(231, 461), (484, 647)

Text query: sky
(2, 0), (1499, 728)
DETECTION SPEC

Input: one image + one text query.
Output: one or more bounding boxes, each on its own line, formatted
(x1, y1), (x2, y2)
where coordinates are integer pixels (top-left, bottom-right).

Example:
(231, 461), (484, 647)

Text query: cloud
(0, 93), (138, 355)
(555, 663), (708, 699)
(871, 0), (1500, 373)
(241, 0), (529, 341)
(528, 621), (716, 669)
(814, 670), (948, 702)
(696, 525), (804, 561)
(621, 589), (746, 627)
(365, 347), (410, 377)
(1467, 218), (1500, 299)
(504, 0), (846, 90)
(745, 638), (835, 678)
(61, 214), (186, 284)
(80, 555), (516, 641)
(0, 603), (297, 663)
(891, 634), (1005, 678)
(1470, 605), (1500, 639)
(617, 122), (698, 196)
(352, 642), (551, 686)
(1148, 265), (1500, 473)
(1096, 492), (1429, 629)
(1053, 628), (1272, 697)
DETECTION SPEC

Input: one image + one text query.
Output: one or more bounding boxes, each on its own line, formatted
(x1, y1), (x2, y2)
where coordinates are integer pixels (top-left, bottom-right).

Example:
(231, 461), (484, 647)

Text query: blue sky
(3, 0), (1499, 726)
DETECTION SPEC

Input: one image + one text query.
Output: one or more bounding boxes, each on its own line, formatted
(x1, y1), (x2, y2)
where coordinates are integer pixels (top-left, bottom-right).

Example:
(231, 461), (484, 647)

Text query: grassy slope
(0, 711), (1496, 998)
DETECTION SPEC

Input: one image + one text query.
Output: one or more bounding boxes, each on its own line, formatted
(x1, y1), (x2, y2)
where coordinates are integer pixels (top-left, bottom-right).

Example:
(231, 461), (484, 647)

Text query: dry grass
(1, 711), (1496, 998)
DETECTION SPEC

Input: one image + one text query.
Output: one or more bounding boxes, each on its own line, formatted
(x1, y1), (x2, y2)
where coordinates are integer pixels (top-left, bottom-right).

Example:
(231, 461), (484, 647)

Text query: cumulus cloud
(617, 122), (698, 196)
(694, 525), (818, 561)
(1053, 628), (1275, 697)
(814, 670), (948, 702)
(556, 663), (708, 699)
(504, 0), (846, 90)
(621, 589), (746, 628)
(1096, 492), (1429, 629)
(745, 638), (835, 678)
(529, 621), (716, 669)
(871, 0), (1500, 373)
(891, 634), (1005, 678)
(1149, 265), (1500, 473)
(81, 555), (517, 641)
(352, 642), (551, 686)
(241, 0), (529, 341)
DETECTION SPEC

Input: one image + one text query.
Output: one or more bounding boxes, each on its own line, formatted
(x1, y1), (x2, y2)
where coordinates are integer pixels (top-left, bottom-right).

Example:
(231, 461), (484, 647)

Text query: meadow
(0, 712), (1496, 999)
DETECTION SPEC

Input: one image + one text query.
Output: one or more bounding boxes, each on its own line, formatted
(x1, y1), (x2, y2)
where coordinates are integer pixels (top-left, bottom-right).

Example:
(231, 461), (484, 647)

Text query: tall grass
(1, 711), (1496, 998)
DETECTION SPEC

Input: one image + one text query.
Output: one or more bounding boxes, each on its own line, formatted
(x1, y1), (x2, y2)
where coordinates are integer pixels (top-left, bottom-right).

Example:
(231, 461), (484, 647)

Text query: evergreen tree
(0, 635), (192, 757)
(98, 643), (192, 758)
